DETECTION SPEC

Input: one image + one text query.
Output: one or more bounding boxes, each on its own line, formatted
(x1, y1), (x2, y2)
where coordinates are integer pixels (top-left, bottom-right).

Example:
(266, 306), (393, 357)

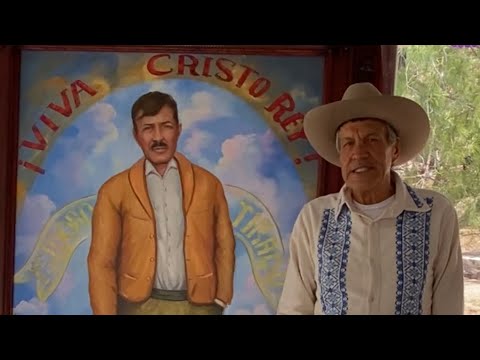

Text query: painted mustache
(150, 140), (167, 150)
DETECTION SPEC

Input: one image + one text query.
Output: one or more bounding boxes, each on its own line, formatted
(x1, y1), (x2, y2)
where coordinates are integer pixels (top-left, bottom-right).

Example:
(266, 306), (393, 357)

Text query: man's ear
(178, 122), (182, 136)
(392, 139), (400, 164)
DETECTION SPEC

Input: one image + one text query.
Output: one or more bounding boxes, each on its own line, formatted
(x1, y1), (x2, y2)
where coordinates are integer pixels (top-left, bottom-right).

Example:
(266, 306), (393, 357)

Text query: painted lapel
(174, 152), (194, 215)
(128, 158), (154, 219)
(128, 153), (195, 219)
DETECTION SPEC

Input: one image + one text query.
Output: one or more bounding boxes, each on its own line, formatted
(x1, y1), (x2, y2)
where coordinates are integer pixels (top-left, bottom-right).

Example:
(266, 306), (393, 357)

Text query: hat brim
(303, 95), (430, 167)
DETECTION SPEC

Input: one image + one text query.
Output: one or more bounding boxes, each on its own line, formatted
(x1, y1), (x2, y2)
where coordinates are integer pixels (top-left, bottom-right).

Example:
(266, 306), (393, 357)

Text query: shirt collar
(335, 170), (432, 221)
(145, 158), (178, 176)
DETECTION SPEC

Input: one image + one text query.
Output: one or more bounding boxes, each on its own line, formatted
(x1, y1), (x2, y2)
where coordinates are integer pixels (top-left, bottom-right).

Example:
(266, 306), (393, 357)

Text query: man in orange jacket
(87, 91), (236, 315)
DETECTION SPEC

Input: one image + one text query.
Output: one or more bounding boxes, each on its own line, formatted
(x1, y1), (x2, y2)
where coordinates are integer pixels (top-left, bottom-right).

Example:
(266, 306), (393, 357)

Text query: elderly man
(277, 82), (464, 315)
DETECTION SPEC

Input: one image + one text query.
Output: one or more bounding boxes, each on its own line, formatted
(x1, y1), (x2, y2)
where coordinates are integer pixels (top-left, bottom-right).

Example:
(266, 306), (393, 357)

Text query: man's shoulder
(299, 193), (341, 217)
(175, 152), (221, 185)
(408, 186), (455, 212)
(98, 167), (131, 193)
(192, 162), (221, 185)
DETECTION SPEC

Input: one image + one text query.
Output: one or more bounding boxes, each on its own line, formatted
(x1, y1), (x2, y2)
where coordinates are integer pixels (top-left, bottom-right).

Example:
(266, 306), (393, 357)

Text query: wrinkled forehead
(336, 118), (393, 136)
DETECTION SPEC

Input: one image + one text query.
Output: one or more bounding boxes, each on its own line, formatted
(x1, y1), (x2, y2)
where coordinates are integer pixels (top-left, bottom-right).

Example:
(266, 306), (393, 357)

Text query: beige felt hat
(303, 82), (430, 167)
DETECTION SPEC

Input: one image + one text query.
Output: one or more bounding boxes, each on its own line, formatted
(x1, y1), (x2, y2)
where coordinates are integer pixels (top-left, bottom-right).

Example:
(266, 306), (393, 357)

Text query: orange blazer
(87, 152), (236, 315)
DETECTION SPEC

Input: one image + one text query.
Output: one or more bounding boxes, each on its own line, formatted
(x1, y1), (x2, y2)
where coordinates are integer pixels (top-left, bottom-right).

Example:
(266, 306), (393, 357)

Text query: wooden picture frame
(0, 45), (392, 315)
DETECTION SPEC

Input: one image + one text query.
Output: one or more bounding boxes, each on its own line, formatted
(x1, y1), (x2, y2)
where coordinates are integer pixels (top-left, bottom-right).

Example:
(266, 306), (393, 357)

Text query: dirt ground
(460, 228), (480, 253)
(464, 279), (480, 315)
(460, 229), (480, 315)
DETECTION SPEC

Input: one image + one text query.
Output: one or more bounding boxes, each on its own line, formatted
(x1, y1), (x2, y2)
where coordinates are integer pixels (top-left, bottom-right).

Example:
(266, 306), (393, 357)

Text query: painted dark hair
(131, 91), (179, 128)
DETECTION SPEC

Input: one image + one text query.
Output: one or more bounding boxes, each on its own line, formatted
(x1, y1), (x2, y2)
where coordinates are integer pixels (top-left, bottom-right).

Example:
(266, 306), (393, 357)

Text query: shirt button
(150, 257), (154, 262)
(369, 296), (374, 303)
(149, 234), (154, 239)
(146, 276), (151, 281)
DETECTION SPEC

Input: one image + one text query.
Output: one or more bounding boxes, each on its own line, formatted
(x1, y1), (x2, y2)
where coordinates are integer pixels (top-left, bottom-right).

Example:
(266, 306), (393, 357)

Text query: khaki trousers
(117, 289), (223, 315)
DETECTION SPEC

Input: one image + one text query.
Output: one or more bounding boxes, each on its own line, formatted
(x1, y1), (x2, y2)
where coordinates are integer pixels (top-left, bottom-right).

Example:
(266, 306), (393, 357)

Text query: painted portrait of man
(88, 91), (235, 315)
(12, 49), (324, 315)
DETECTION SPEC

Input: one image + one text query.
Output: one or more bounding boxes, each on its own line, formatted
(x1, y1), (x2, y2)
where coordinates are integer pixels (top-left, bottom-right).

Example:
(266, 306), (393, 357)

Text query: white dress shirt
(145, 159), (186, 291)
(145, 159), (226, 309)
(277, 171), (464, 315)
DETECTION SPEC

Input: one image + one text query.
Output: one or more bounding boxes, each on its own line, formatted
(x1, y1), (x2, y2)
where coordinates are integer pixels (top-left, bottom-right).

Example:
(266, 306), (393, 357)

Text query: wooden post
(0, 46), (20, 315)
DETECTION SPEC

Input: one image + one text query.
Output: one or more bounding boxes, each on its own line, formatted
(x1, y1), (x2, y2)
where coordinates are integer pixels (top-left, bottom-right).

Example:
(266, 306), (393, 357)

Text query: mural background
(12, 50), (325, 315)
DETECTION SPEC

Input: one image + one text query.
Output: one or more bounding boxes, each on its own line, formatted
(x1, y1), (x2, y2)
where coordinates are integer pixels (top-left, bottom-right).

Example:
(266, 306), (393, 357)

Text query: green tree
(395, 45), (480, 227)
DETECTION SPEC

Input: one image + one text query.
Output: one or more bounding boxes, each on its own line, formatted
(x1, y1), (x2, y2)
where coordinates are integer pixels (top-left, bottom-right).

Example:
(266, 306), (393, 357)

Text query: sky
(13, 51), (324, 315)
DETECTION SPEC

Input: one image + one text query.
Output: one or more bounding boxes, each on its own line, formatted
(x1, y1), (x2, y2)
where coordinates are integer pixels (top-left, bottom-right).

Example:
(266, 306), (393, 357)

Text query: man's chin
(146, 152), (173, 165)
(346, 178), (377, 193)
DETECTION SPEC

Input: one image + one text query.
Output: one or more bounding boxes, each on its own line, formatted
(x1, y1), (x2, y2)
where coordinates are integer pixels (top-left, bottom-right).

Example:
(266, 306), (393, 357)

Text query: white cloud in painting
(213, 130), (281, 220)
(149, 81), (179, 99)
(150, 81), (232, 130)
(213, 130), (299, 224)
(180, 91), (231, 130)
(290, 86), (319, 106)
(187, 129), (305, 240)
(52, 102), (119, 187)
(13, 297), (48, 315)
(184, 130), (213, 157)
(87, 103), (119, 154)
(16, 194), (56, 256)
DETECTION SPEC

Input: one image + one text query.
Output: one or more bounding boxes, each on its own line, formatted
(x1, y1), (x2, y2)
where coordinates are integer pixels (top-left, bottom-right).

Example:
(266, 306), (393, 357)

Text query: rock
(463, 253), (480, 280)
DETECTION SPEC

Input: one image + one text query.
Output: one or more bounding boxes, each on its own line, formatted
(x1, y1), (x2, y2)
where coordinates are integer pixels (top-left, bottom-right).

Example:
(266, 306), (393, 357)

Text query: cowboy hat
(303, 82), (430, 167)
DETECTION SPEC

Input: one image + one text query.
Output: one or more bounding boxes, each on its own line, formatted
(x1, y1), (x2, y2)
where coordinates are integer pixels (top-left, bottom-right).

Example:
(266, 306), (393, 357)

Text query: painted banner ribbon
(14, 185), (286, 312)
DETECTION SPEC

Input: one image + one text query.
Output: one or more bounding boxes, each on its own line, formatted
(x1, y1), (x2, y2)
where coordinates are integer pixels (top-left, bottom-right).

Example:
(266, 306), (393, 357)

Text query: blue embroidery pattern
(317, 207), (352, 315)
(405, 184), (424, 208)
(395, 187), (434, 315)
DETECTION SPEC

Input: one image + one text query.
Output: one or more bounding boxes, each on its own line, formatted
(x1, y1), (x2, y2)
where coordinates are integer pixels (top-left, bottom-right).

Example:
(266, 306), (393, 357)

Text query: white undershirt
(353, 195), (395, 220)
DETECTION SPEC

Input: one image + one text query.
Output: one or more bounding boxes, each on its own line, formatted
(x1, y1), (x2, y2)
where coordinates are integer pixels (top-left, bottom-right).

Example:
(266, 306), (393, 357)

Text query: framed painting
(0, 45), (357, 315)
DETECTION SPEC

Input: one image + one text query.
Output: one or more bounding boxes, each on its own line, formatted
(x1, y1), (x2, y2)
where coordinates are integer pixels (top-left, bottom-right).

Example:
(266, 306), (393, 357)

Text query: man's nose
(351, 142), (368, 159)
(152, 126), (163, 140)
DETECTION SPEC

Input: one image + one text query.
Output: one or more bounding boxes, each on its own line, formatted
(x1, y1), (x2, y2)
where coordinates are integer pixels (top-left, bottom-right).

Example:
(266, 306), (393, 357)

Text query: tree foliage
(395, 45), (480, 227)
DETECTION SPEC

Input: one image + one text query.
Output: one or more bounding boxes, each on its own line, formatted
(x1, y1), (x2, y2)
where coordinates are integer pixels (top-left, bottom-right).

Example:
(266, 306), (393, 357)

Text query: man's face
(133, 106), (182, 166)
(338, 119), (399, 193)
